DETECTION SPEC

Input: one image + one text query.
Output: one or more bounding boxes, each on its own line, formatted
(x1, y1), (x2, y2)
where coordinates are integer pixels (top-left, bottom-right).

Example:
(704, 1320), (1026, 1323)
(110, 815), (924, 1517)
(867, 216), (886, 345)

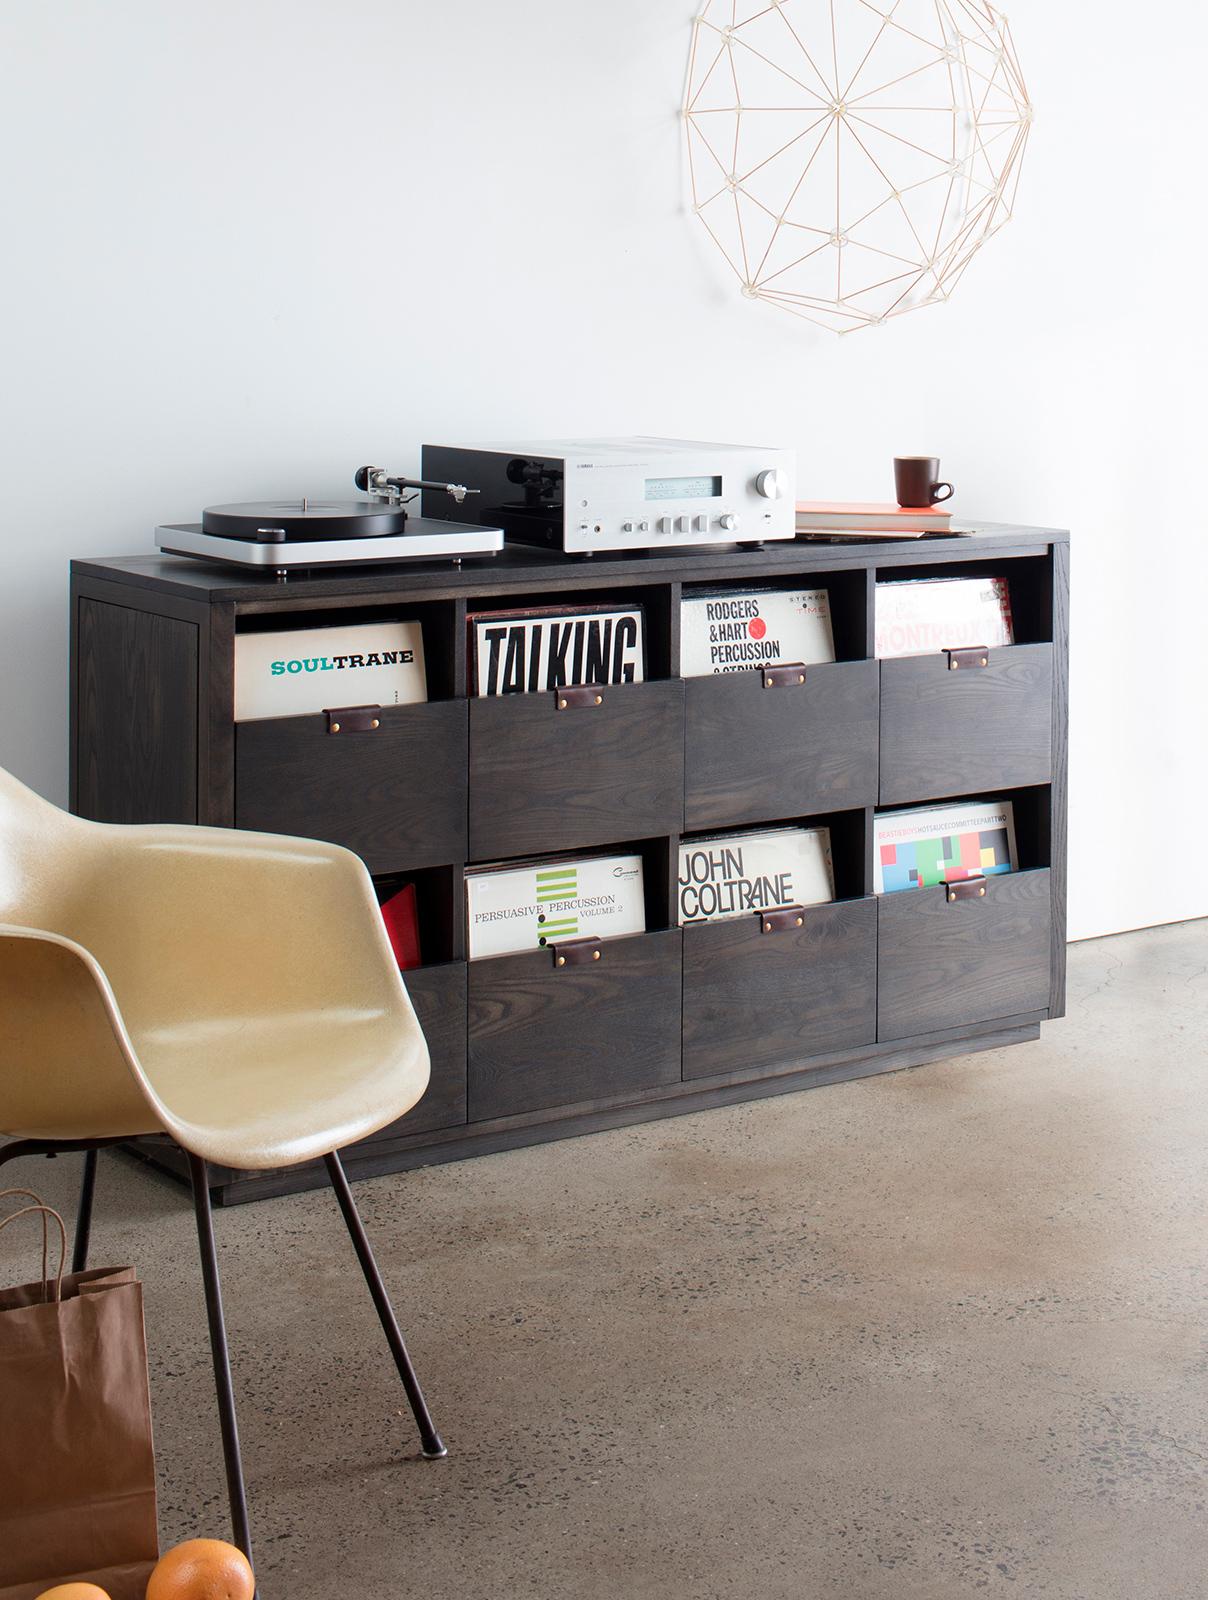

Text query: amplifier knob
(755, 468), (788, 500)
(719, 513), (738, 532)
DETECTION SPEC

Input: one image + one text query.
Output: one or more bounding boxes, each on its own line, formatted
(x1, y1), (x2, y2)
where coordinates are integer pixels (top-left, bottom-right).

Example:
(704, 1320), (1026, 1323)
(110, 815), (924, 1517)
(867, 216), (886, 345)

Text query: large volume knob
(755, 468), (788, 500)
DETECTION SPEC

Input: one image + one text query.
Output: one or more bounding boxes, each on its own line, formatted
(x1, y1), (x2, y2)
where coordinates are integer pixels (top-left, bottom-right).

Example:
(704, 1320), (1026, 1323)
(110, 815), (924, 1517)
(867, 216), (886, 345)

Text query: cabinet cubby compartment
(235, 698), (468, 874)
(234, 599), (465, 702)
(466, 928), (683, 1121)
(874, 783), (1053, 1041)
(468, 679), (684, 860)
(680, 808), (874, 1080)
(876, 555), (1054, 805)
(464, 584), (674, 684)
(373, 864), (463, 968)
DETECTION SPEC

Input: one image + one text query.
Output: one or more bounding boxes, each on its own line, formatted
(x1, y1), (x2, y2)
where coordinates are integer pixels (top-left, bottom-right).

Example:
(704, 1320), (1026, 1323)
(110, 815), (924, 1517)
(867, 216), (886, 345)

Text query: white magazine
(234, 620), (426, 721)
(466, 853), (646, 960)
(678, 826), (834, 923)
(681, 587), (835, 676)
(874, 576), (1014, 659)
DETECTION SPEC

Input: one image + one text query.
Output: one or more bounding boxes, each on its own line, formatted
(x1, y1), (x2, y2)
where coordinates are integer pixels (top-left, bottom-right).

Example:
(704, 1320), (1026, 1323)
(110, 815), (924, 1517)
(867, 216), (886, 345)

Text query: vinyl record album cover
(466, 852), (646, 959)
(680, 587), (835, 676)
(234, 620), (427, 721)
(874, 800), (1018, 893)
(874, 576), (1014, 659)
(678, 826), (834, 923)
(469, 604), (645, 696)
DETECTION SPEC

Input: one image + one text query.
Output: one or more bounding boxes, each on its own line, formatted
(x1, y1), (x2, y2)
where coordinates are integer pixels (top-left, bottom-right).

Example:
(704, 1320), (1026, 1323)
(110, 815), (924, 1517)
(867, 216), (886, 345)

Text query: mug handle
(931, 481), (954, 503)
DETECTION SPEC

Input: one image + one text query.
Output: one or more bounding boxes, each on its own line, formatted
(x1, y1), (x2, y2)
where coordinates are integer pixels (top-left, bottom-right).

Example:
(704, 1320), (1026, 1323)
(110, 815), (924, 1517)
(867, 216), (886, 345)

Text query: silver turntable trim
(155, 518), (504, 569)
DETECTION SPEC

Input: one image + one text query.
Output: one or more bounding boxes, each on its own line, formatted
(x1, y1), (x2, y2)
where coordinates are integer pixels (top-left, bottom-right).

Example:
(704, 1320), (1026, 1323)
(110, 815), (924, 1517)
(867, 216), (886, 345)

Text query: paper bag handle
(0, 1188), (68, 1303)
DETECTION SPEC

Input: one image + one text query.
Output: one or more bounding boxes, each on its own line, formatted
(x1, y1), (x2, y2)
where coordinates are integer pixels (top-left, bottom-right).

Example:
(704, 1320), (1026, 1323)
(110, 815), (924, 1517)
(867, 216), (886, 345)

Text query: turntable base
(155, 518), (503, 569)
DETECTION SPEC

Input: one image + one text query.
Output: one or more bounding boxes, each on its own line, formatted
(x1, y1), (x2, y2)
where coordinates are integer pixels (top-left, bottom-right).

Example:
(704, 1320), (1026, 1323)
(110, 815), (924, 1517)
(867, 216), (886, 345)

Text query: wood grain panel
(879, 643), (1053, 805)
(467, 929), (682, 1120)
(76, 598), (198, 823)
(235, 700), (467, 873)
(877, 868), (1052, 1040)
(682, 897), (877, 1079)
(685, 660), (878, 829)
(468, 680), (684, 859)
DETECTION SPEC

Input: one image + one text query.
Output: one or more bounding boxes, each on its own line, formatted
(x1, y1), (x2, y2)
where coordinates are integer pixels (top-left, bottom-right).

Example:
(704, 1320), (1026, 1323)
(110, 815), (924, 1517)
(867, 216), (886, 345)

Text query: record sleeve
(874, 800), (1018, 893)
(234, 620), (426, 721)
(678, 826), (834, 923)
(466, 852), (646, 959)
(680, 586), (835, 676)
(468, 603), (645, 696)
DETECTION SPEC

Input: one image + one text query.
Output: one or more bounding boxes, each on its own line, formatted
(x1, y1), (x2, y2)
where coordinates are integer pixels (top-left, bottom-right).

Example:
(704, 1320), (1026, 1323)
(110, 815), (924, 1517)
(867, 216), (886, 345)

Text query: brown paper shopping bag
(0, 1191), (158, 1600)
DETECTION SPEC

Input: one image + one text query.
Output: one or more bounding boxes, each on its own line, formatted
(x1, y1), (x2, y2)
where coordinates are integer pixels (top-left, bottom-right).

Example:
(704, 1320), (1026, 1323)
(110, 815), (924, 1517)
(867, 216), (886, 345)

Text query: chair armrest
(71, 825), (416, 1042)
(0, 927), (162, 1138)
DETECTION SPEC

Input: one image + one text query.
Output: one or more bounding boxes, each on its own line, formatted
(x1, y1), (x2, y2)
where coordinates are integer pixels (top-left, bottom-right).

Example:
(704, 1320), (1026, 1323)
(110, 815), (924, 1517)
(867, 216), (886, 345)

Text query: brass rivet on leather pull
(558, 697), (568, 710)
(795, 915), (803, 926)
(797, 674), (805, 684)
(556, 955), (566, 967)
(592, 949), (601, 959)
(594, 695), (602, 706)
(330, 721), (341, 733)
(371, 718), (380, 730)
(979, 885), (985, 895)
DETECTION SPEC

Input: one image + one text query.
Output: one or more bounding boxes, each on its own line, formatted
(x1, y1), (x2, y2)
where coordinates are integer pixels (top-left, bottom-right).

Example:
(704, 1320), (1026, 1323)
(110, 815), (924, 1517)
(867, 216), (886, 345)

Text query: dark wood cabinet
(71, 523), (1068, 1203)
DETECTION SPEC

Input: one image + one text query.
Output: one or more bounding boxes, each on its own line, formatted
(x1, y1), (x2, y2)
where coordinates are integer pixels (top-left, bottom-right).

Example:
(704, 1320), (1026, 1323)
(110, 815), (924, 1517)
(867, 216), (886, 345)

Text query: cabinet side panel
(1048, 541), (1070, 1016)
(75, 598), (198, 822)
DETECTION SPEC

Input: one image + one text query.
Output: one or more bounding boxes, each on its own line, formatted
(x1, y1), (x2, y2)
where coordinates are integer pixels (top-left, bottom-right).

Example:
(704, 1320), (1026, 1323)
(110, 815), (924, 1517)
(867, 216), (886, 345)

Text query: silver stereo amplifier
(420, 437), (797, 554)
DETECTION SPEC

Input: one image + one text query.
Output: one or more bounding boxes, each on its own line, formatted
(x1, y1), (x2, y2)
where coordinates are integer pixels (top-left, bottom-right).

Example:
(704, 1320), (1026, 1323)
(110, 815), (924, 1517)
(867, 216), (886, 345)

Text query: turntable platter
(201, 499), (409, 541)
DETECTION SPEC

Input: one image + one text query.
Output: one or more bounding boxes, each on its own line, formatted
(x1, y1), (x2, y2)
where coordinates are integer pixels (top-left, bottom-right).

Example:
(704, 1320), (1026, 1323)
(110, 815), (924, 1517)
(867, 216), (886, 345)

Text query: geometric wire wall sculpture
(683, 1), (1032, 332)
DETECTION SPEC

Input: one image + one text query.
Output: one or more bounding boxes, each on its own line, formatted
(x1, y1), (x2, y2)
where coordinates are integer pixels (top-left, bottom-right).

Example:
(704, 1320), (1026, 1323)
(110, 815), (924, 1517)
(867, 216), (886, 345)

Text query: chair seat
(134, 1007), (429, 1171)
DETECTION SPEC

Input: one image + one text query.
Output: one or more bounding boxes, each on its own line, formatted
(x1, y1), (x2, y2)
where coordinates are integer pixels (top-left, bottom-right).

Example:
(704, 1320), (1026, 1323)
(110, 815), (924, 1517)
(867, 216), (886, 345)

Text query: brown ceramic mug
(894, 456), (954, 508)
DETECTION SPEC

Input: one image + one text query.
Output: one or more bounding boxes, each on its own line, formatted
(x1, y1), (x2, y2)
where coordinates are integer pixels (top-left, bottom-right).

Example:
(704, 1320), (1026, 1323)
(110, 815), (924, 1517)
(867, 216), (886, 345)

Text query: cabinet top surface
(74, 522), (1068, 607)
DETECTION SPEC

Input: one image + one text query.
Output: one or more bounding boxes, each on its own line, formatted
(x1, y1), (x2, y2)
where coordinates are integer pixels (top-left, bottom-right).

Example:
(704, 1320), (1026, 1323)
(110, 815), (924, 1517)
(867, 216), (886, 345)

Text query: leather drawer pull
(554, 686), (604, 711)
(551, 936), (603, 968)
(945, 646), (989, 670)
(761, 662), (807, 689)
(325, 704), (382, 734)
(946, 875), (987, 903)
(759, 904), (807, 933)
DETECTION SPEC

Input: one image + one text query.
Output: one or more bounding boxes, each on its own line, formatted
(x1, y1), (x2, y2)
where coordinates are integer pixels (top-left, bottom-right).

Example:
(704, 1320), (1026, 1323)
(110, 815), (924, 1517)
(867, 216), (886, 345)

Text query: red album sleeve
(379, 882), (422, 970)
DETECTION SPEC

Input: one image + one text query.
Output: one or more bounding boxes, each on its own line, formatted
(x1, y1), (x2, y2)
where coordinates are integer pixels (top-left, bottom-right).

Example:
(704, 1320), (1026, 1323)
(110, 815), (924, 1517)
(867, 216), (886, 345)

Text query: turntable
(155, 466), (504, 572)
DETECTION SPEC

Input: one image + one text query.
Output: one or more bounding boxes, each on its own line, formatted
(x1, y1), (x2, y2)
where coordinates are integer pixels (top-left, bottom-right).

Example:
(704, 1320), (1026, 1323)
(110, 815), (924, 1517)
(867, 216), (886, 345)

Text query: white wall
(0, 1), (1203, 941)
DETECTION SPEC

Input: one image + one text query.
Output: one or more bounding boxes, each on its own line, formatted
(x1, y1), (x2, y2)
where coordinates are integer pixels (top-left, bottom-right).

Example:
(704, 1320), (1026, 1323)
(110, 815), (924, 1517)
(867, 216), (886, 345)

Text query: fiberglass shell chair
(0, 765), (446, 1565)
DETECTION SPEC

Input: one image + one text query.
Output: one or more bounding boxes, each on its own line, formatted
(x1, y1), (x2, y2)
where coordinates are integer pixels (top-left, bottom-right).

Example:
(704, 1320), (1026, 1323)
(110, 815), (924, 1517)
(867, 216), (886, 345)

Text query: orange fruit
(35, 1588), (111, 1600)
(145, 1540), (255, 1600)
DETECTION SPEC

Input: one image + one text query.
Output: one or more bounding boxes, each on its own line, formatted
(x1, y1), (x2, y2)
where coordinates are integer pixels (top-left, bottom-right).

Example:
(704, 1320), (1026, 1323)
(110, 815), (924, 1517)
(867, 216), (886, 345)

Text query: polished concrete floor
(6, 919), (1207, 1599)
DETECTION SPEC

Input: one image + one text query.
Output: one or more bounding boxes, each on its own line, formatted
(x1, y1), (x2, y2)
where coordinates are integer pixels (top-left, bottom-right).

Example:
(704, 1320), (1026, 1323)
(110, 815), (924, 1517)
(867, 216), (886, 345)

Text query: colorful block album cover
(873, 800), (1018, 894)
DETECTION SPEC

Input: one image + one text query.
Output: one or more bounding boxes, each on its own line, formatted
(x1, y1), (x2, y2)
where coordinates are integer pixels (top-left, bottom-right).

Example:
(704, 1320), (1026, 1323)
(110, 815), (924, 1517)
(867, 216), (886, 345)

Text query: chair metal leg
(72, 1147), (98, 1274)
(323, 1151), (447, 1459)
(188, 1152), (255, 1567)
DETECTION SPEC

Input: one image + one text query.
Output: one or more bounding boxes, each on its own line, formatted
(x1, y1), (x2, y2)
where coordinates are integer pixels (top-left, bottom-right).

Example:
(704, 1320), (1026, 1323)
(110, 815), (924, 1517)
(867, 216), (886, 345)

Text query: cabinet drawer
(877, 868), (1052, 1041)
(467, 928), (682, 1121)
(682, 897), (877, 1080)
(684, 660), (879, 830)
(879, 643), (1053, 805)
(468, 680), (684, 860)
(235, 700), (467, 873)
